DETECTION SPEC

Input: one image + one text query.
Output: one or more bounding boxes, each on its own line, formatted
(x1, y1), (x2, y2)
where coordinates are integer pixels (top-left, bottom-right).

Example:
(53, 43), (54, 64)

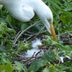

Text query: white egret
(0, 0), (57, 40)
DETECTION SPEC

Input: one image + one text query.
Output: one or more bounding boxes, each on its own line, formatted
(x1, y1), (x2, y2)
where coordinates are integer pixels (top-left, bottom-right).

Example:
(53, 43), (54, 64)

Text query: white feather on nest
(24, 38), (44, 58)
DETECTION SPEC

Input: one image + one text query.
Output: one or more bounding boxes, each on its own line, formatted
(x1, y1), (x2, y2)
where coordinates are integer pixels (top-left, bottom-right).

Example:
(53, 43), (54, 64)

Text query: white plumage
(32, 38), (42, 49)
(0, 0), (54, 34)
(24, 38), (43, 58)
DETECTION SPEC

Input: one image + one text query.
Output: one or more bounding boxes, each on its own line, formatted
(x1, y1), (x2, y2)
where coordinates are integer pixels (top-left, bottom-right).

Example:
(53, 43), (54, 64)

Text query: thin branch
(13, 21), (40, 45)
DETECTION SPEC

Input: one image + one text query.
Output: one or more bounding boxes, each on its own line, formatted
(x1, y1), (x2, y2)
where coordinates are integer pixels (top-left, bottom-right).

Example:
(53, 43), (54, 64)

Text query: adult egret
(0, 0), (57, 40)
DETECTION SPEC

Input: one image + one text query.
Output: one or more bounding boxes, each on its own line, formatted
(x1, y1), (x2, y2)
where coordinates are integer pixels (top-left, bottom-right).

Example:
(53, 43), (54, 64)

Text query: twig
(13, 21), (40, 45)
(13, 31), (21, 43)
(26, 30), (47, 41)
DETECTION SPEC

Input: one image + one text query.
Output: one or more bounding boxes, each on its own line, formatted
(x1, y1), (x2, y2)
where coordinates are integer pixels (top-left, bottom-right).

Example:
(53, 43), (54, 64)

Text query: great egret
(0, 0), (57, 40)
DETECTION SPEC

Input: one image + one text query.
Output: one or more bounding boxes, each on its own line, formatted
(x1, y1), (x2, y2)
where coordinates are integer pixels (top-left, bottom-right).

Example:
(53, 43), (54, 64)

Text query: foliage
(0, 0), (72, 72)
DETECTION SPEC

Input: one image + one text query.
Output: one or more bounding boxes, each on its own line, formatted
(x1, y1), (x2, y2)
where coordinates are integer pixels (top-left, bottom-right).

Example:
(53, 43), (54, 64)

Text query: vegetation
(0, 0), (72, 72)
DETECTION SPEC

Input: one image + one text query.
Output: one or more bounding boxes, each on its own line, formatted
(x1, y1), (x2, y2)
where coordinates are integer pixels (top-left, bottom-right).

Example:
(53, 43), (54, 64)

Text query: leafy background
(0, 0), (72, 72)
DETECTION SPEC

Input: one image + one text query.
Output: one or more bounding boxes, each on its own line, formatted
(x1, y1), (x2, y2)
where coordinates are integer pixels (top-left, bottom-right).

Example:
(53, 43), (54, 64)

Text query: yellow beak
(50, 23), (57, 40)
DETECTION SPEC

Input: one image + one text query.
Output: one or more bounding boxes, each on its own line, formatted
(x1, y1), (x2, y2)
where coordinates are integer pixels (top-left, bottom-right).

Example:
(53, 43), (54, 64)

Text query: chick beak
(50, 23), (57, 40)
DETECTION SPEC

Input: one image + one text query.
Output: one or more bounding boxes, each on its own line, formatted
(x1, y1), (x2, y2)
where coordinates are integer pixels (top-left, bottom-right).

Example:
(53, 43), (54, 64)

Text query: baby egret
(21, 38), (44, 58)
(0, 0), (57, 40)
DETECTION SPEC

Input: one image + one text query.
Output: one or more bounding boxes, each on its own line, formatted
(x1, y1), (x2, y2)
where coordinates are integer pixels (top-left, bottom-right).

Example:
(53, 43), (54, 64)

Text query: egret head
(45, 11), (57, 40)
(41, 16), (57, 40)
(32, 0), (57, 40)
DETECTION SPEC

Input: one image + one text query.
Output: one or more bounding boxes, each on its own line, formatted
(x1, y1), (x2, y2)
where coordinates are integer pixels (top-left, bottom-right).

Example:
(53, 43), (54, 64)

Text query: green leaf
(0, 63), (13, 72)
(14, 61), (27, 72)
(21, 23), (29, 30)
(42, 67), (49, 72)
(29, 59), (48, 72)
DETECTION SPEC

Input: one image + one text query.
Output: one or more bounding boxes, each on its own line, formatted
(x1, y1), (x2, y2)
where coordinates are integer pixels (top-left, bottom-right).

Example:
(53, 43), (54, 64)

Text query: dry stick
(21, 51), (41, 64)
(34, 26), (46, 38)
(13, 21), (40, 45)
(13, 31), (21, 43)
(25, 27), (46, 41)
